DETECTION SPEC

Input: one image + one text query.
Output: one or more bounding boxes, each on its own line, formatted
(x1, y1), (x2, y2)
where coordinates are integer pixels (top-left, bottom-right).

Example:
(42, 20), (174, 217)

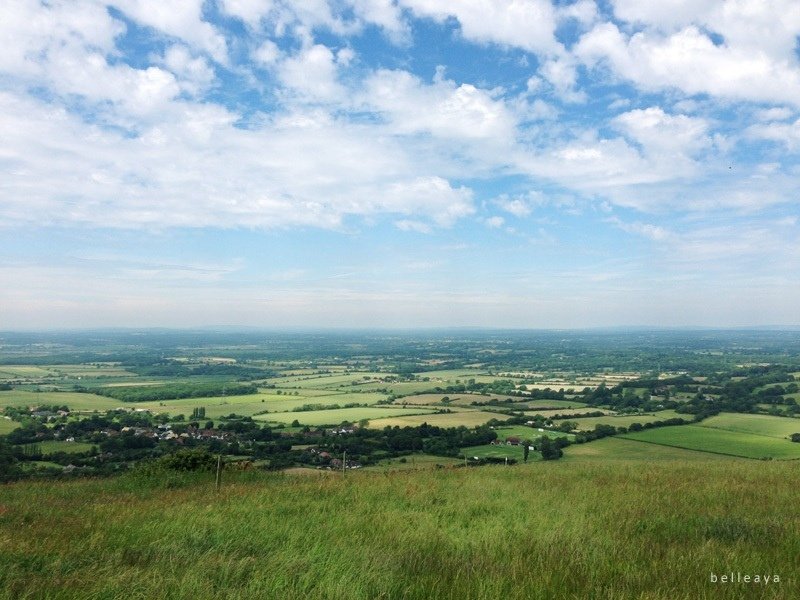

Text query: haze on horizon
(1, 1), (798, 330)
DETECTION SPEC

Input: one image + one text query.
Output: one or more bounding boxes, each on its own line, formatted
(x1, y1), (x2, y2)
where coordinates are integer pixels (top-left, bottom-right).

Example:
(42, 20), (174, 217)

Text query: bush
(152, 449), (218, 472)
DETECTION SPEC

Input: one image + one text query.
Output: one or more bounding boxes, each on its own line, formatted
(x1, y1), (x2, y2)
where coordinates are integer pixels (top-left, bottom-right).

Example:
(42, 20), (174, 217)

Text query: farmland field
(0, 366), (61, 378)
(562, 437), (744, 462)
(519, 399), (589, 409)
(392, 393), (516, 406)
(559, 410), (685, 431)
(620, 425), (800, 459)
(363, 454), (463, 471)
(698, 413), (800, 439)
(0, 391), (125, 411)
(130, 391), (390, 418)
(0, 418), (19, 434)
(462, 443), (535, 461)
(524, 408), (612, 418)
(36, 440), (96, 455)
(491, 425), (575, 442)
(367, 410), (512, 429)
(254, 406), (436, 426)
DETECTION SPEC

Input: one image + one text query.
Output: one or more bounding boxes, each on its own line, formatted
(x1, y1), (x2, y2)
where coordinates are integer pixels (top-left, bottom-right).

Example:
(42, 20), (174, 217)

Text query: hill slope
(1, 461), (797, 599)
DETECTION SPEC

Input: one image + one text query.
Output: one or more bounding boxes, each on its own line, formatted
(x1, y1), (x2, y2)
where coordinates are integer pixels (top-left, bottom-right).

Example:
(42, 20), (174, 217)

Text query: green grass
(492, 425), (574, 442)
(0, 366), (61, 378)
(461, 443), (536, 461)
(620, 425), (800, 460)
(518, 399), (589, 409)
(362, 454), (463, 471)
(130, 391), (390, 418)
(0, 462), (798, 599)
(254, 406), (436, 426)
(563, 437), (744, 462)
(35, 440), (95, 455)
(0, 391), (125, 411)
(699, 413), (800, 439)
(366, 410), (512, 429)
(0, 418), (20, 435)
(560, 410), (685, 431)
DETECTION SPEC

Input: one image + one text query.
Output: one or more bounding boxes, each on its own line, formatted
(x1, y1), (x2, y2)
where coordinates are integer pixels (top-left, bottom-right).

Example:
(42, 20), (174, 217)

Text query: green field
(130, 391), (390, 418)
(367, 410), (512, 429)
(699, 413), (800, 439)
(462, 443), (535, 461)
(0, 366), (61, 378)
(492, 425), (574, 442)
(254, 406), (436, 426)
(0, 391), (125, 411)
(525, 408), (612, 419)
(0, 418), (20, 435)
(392, 393), (518, 407)
(36, 440), (96, 455)
(1, 462), (798, 599)
(518, 399), (589, 409)
(563, 437), (744, 462)
(363, 454), (463, 471)
(621, 425), (800, 459)
(559, 410), (685, 431)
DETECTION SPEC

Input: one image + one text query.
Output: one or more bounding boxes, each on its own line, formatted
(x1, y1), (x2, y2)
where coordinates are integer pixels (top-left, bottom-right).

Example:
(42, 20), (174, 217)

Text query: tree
(523, 441), (530, 463)
(538, 436), (563, 461)
(790, 433), (800, 443)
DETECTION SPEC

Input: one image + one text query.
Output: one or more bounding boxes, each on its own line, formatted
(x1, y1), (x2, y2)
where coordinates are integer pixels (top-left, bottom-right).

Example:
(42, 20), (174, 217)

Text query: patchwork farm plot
(562, 437), (744, 462)
(698, 413), (800, 439)
(556, 410), (685, 431)
(254, 406), (437, 426)
(366, 410), (512, 429)
(620, 425), (800, 459)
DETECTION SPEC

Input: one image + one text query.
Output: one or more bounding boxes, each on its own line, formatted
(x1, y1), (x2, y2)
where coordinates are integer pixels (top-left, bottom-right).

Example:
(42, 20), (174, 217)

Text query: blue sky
(1, 0), (799, 328)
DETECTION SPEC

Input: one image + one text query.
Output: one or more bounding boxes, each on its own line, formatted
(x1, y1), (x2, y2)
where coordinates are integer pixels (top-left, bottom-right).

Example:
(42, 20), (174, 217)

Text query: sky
(1, 0), (799, 329)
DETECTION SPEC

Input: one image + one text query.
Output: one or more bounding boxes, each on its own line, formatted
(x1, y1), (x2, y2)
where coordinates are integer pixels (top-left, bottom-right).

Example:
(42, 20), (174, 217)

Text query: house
(505, 436), (521, 446)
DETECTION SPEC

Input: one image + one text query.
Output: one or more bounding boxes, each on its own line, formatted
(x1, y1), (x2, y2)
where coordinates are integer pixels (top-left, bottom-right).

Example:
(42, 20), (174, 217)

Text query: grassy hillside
(1, 461), (797, 599)
(620, 425), (800, 459)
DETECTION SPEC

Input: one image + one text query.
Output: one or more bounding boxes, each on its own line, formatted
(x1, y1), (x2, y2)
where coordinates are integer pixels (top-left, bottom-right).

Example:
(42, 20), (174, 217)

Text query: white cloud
(395, 220), (432, 233)
(612, 107), (710, 157)
(0, 0), (124, 78)
(253, 39), (282, 65)
(400, 0), (561, 55)
(608, 217), (672, 241)
(493, 192), (542, 217)
(754, 107), (794, 122)
(485, 216), (505, 228)
(278, 44), (346, 101)
(0, 90), (475, 231)
(161, 45), (215, 95)
(539, 56), (586, 102)
(575, 23), (800, 106)
(349, 0), (410, 43)
(747, 118), (800, 149)
(110, 1), (228, 62)
(363, 68), (516, 142)
(219, 0), (276, 28)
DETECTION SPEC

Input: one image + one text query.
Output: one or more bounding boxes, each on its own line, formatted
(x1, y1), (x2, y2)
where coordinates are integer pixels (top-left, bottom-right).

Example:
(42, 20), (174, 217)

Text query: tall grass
(0, 461), (797, 599)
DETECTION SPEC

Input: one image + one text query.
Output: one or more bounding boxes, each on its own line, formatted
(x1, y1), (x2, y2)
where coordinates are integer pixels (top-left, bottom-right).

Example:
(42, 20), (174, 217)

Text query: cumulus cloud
(110, 0), (228, 62)
(399, 0), (562, 55)
(363, 68), (517, 142)
(575, 23), (800, 107)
